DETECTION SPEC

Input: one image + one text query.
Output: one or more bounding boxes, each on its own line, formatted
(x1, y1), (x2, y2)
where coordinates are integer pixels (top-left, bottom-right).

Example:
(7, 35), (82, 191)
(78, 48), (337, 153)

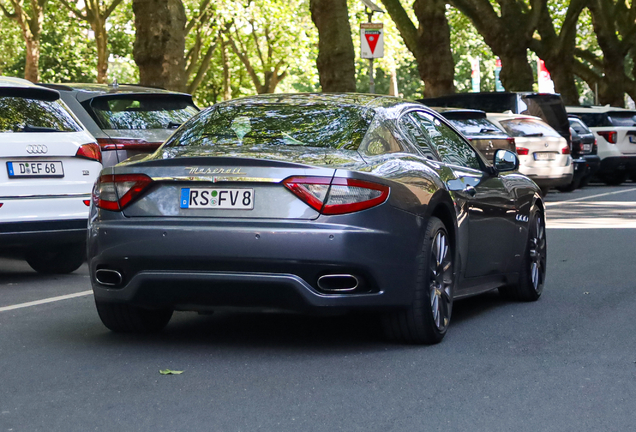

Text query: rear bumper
(88, 211), (423, 313)
(0, 219), (87, 249)
(598, 156), (636, 175)
(526, 173), (573, 188)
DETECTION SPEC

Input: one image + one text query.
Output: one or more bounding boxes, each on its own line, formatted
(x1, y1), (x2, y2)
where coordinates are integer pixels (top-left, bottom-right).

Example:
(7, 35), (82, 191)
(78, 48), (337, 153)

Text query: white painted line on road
(0, 290), (93, 313)
(546, 187), (636, 206)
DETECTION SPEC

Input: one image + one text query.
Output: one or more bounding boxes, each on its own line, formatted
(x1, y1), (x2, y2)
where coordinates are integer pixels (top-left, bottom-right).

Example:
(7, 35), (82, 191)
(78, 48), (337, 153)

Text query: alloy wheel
(429, 231), (453, 331)
(529, 214), (546, 293)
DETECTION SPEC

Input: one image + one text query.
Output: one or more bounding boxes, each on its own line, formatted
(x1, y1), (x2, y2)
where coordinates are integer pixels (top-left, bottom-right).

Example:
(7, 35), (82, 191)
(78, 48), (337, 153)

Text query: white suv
(0, 77), (102, 273)
(487, 113), (573, 194)
(566, 106), (636, 185)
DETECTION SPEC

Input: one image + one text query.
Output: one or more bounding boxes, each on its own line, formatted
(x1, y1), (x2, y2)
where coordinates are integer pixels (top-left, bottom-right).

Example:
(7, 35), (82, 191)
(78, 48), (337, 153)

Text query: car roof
(0, 76), (39, 88)
(1, 76), (60, 101)
(39, 82), (193, 98)
(214, 93), (419, 118)
(566, 105), (636, 114)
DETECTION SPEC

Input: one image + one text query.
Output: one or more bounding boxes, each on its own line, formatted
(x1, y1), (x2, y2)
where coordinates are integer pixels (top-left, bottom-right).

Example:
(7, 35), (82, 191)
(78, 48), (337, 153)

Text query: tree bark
(92, 18), (109, 83)
(24, 33), (40, 82)
(133, 0), (187, 92)
(222, 37), (231, 101)
(309, 0), (356, 92)
(381, 0), (454, 97)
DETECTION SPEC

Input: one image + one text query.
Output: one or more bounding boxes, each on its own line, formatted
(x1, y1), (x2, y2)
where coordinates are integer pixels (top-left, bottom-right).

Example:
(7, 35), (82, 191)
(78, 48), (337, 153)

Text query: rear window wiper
(479, 128), (500, 133)
(521, 132), (544, 137)
(19, 124), (63, 132)
(167, 121), (182, 129)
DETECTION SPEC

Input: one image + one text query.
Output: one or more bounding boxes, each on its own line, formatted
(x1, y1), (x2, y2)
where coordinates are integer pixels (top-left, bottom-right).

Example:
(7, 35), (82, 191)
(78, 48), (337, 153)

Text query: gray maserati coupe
(88, 93), (547, 345)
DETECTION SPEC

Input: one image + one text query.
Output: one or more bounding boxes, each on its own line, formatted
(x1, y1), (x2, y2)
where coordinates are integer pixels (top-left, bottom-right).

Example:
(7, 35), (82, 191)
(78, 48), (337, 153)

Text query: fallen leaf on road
(583, 292), (589, 295)
(160, 369), (184, 375)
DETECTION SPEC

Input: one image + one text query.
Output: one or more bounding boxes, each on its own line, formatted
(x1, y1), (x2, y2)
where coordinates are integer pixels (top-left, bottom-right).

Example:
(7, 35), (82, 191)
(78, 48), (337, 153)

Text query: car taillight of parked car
(516, 147), (530, 156)
(597, 131), (617, 144)
(94, 174), (153, 211)
(96, 137), (163, 151)
(75, 143), (102, 163)
(561, 145), (570, 155)
(283, 176), (389, 215)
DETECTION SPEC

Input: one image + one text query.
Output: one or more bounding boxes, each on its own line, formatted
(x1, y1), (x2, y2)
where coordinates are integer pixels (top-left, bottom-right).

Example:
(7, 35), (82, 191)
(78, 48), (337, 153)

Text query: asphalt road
(2, 184), (636, 431)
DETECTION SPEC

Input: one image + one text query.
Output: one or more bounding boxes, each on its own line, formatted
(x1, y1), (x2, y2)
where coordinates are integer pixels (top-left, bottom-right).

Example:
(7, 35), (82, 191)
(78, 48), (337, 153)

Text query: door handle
(463, 185), (476, 197)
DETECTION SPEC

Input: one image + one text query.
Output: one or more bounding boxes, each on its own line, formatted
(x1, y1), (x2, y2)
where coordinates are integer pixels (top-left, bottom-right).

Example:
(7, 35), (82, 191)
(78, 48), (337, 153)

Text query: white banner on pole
(360, 23), (384, 59)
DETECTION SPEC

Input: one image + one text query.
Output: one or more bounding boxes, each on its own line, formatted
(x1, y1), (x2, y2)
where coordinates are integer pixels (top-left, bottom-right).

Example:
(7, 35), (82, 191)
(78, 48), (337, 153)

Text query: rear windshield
(499, 118), (561, 138)
(420, 94), (517, 112)
(519, 95), (569, 139)
(0, 96), (82, 133)
(607, 112), (636, 127)
(569, 118), (591, 134)
(88, 96), (198, 130)
(447, 118), (506, 137)
(164, 103), (372, 150)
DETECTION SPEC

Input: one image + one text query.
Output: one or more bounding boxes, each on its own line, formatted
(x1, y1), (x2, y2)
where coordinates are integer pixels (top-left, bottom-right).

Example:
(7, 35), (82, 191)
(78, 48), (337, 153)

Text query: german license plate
(533, 152), (557, 161)
(6, 161), (64, 178)
(583, 143), (592, 152)
(180, 188), (254, 209)
(629, 135), (636, 143)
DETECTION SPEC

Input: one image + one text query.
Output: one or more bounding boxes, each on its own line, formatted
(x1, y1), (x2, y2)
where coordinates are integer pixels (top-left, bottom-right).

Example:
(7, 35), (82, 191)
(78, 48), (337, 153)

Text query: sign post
(360, 0), (385, 94)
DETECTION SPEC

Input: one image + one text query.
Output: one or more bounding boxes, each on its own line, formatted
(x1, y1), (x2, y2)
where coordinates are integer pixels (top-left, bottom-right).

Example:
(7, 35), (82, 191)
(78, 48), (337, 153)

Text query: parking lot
(1, 183), (636, 431)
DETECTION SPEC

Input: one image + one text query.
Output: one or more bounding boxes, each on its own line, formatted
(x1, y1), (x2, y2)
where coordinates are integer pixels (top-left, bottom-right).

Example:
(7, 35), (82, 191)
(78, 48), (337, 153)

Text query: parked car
(88, 94), (546, 345)
(430, 108), (516, 160)
(419, 92), (571, 145)
(566, 115), (600, 189)
(565, 105), (636, 185)
(0, 77), (102, 273)
(40, 83), (199, 167)
(487, 113), (573, 195)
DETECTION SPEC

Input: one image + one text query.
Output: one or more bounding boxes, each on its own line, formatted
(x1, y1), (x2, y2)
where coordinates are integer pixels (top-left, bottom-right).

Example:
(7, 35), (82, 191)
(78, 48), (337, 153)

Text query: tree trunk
(24, 36), (40, 83)
(413, 0), (454, 97)
(599, 62), (627, 107)
(92, 18), (109, 84)
(497, 49), (534, 91)
(546, 62), (579, 105)
(309, 0), (356, 92)
(133, 0), (187, 92)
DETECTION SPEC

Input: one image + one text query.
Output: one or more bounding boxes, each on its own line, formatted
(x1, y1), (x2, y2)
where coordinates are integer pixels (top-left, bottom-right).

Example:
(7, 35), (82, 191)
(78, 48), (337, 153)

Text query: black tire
(556, 177), (580, 192)
(499, 207), (546, 302)
(25, 243), (85, 274)
(95, 301), (173, 333)
(600, 171), (627, 186)
(382, 217), (454, 345)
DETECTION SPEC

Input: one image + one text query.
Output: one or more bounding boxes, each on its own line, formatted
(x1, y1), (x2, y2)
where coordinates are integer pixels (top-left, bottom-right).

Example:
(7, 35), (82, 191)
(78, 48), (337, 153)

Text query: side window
(398, 113), (438, 160)
(412, 112), (482, 170)
(359, 119), (405, 156)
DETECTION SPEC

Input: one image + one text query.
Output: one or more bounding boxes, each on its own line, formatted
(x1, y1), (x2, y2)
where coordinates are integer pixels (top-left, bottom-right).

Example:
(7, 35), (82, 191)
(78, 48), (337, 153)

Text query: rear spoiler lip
(0, 86), (60, 101)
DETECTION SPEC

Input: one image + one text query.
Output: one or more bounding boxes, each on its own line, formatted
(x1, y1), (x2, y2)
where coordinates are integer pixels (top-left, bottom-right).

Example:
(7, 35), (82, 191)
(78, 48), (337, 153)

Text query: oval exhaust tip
(317, 274), (359, 292)
(95, 269), (123, 286)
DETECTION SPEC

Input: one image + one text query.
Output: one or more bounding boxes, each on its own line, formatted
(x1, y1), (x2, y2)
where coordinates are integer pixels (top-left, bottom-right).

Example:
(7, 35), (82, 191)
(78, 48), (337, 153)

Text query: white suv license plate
(629, 135), (636, 143)
(533, 152), (557, 161)
(180, 188), (254, 209)
(7, 161), (64, 178)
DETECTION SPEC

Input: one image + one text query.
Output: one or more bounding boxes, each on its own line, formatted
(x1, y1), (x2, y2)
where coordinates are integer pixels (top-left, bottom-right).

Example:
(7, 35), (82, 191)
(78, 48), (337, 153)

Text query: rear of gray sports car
(87, 94), (427, 326)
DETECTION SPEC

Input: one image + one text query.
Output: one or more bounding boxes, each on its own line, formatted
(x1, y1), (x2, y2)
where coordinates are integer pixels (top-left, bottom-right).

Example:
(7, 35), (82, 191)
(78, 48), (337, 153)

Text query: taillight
(283, 176), (389, 215)
(516, 147), (530, 155)
(96, 137), (163, 151)
(597, 131), (617, 144)
(94, 174), (153, 211)
(561, 145), (570, 155)
(76, 143), (102, 163)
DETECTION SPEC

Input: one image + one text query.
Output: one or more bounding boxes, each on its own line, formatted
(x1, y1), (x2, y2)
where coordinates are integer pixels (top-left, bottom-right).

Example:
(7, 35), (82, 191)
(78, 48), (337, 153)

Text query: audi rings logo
(26, 145), (48, 154)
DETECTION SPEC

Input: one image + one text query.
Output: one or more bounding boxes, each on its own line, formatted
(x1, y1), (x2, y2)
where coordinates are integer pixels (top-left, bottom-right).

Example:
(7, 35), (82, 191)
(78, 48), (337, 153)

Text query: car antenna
(110, 78), (119, 89)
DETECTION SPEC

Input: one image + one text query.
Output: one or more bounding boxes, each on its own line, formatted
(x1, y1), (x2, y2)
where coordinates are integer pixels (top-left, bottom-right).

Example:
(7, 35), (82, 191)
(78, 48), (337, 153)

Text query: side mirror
(493, 149), (519, 173)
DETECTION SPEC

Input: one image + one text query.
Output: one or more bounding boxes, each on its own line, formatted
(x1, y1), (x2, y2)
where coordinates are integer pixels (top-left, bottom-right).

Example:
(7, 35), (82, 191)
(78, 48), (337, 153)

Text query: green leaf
(159, 369), (184, 375)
